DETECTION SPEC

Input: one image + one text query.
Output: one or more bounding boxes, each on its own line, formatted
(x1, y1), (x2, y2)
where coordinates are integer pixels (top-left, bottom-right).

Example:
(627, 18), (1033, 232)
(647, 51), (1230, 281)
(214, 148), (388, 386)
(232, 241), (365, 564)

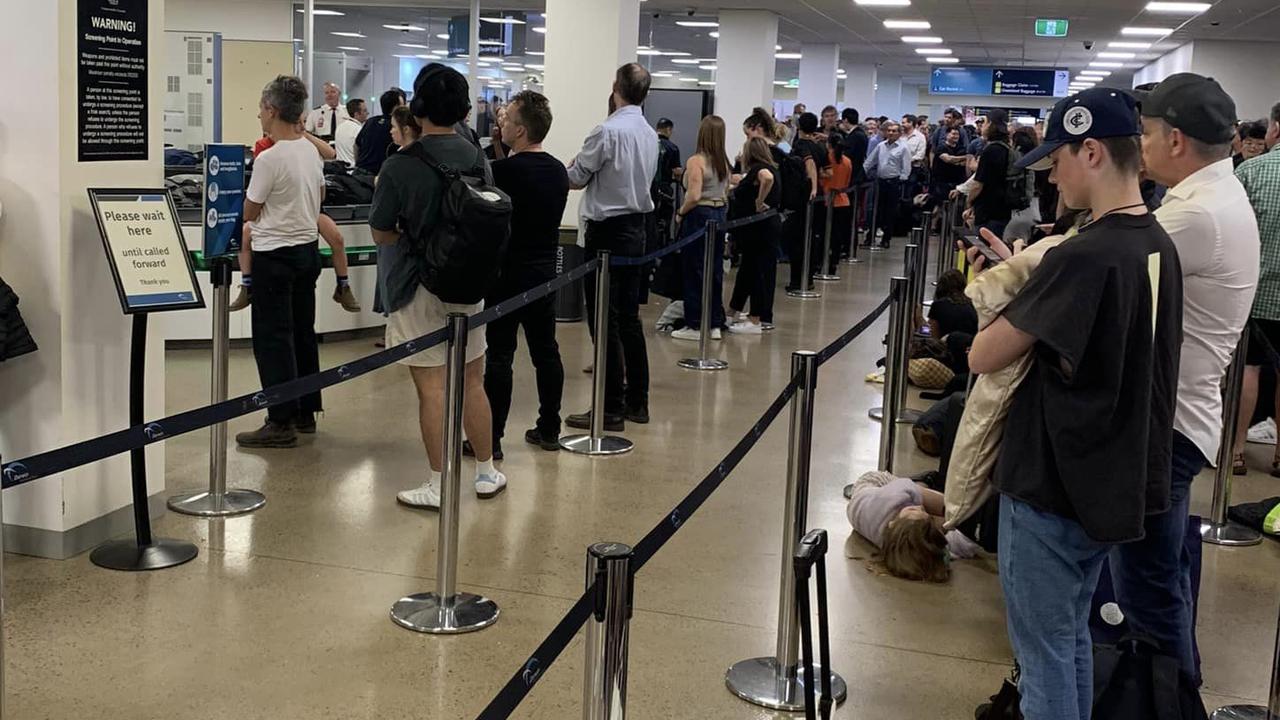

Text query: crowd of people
(229, 60), (1280, 719)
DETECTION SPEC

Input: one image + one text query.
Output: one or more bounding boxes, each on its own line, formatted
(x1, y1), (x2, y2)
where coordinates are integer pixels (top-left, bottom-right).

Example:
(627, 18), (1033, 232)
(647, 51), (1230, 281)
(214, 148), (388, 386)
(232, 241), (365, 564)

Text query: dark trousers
(250, 242), (322, 424)
(829, 205), (852, 266)
(874, 178), (901, 244)
(484, 293), (564, 442)
(1108, 431), (1208, 683)
(785, 203), (820, 291)
(679, 205), (727, 331)
(729, 217), (781, 323)
(584, 214), (649, 416)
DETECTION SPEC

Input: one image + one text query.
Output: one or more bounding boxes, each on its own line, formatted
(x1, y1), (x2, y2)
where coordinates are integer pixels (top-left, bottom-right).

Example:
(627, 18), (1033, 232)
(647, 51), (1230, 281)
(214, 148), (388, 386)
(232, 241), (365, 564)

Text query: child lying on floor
(846, 470), (981, 583)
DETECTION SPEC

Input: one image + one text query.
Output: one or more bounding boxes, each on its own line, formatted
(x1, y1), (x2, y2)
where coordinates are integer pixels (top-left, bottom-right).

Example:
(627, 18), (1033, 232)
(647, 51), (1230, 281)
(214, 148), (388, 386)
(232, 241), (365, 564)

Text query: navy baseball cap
(1017, 87), (1142, 171)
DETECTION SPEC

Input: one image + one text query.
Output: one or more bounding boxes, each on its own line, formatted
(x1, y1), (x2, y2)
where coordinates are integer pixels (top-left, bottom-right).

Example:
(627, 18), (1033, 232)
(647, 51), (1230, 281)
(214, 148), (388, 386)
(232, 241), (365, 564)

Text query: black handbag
(1093, 636), (1208, 720)
(975, 665), (1023, 720)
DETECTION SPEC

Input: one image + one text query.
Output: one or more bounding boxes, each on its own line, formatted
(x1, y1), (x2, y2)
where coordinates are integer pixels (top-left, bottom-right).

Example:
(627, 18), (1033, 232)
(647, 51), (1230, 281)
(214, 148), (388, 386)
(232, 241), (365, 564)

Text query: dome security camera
(1083, 40), (1094, 50)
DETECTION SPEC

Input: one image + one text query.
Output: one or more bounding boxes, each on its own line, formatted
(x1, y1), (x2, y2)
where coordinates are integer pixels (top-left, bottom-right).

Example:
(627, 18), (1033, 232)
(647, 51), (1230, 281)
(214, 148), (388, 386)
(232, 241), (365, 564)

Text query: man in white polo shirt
(1111, 73), (1260, 685)
(304, 82), (349, 143)
(333, 97), (367, 166)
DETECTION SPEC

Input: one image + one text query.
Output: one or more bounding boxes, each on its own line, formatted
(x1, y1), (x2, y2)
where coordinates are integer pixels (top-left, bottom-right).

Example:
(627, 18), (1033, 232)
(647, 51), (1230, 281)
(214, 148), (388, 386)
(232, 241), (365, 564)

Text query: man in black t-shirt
(485, 91), (570, 453)
(355, 88), (406, 174)
(653, 118), (682, 239)
(966, 88), (1183, 720)
(786, 112), (829, 291)
(965, 119), (1015, 238)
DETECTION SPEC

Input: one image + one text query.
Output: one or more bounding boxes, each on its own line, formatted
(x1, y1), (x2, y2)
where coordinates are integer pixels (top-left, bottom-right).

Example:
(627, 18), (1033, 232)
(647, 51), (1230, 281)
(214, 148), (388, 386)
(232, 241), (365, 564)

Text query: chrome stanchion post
(679, 220), (728, 371)
(867, 182), (880, 250)
(936, 204), (952, 281)
(875, 277), (909, 469)
(895, 243), (923, 425)
(843, 184), (863, 265)
(1209, 599), (1280, 719)
(912, 228), (928, 309)
(169, 259), (267, 517)
(814, 191), (839, 282)
(727, 351), (848, 711)
(562, 253), (635, 455)
(1203, 334), (1262, 546)
(392, 314), (501, 633)
(788, 200), (822, 299)
(582, 542), (634, 720)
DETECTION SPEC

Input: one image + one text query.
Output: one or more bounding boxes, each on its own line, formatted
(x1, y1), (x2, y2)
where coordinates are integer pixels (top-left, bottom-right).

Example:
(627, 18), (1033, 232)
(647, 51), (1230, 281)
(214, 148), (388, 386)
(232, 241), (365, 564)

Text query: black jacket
(0, 277), (37, 362)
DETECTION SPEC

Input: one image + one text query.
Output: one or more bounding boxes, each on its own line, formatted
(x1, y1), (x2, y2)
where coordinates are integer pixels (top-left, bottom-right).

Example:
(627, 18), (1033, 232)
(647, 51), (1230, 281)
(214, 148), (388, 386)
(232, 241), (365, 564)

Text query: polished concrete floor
(8, 243), (1280, 718)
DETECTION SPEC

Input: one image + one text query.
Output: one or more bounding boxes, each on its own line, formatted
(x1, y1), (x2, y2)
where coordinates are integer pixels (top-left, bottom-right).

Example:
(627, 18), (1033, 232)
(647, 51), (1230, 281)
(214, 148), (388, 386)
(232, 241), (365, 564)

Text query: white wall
(1186, 41), (1280, 121)
(166, 0), (291, 42)
(1132, 42), (1195, 88)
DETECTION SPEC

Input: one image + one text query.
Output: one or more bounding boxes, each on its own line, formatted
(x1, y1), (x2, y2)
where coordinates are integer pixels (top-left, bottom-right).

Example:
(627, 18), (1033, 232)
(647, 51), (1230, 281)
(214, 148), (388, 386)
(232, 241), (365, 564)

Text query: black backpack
(779, 151), (811, 212)
(400, 142), (513, 305)
(1093, 636), (1208, 720)
(998, 141), (1032, 212)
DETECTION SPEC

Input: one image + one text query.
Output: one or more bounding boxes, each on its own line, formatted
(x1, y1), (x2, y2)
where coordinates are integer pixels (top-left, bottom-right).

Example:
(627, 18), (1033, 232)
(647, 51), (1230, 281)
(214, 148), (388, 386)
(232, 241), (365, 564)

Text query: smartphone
(955, 228), (1004, 266)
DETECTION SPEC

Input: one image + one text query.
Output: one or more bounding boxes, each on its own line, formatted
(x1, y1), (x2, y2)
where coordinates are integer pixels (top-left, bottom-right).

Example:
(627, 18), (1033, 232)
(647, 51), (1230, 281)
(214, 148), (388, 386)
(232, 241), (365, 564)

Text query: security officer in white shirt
(303, 82), (350, 142)
(333, 98), (367, 166)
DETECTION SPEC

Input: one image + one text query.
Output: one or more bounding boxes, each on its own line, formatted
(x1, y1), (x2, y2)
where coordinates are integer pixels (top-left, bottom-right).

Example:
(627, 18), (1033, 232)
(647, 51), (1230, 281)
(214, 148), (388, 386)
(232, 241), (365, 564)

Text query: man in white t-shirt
(304, 82), (349, 142)
(236, 74), (326, 449)
(334, 97), (367, 166)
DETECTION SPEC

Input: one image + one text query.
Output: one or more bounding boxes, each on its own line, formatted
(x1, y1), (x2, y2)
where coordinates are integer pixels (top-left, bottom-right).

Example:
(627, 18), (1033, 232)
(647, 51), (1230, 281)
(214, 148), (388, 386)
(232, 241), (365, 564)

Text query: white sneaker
(761, 322), (776, 332)
(875, 228), (884, 239)
(476, 471), (507, 499)
(728, 321), (764, 335)
(671, 327), (701, 341)
(397, 481), (441, 509)
(1248, 418), (1277, 445)
(711, 328), (722, 340)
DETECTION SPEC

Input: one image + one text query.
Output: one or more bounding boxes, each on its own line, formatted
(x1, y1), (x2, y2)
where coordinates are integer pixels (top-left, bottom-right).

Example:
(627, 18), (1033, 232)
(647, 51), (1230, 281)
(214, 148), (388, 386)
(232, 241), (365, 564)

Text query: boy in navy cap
(966, 88), (1185, 719)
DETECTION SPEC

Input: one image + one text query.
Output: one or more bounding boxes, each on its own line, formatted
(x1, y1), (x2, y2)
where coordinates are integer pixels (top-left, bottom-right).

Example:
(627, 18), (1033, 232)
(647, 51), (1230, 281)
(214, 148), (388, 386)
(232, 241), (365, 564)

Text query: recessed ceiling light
(776, 52), (803, 59)
(698, 81), (715, 86)
(1080, 70), (1112, 76)
(526, 51), (545, 56)
(336, 46), (363, 51)
(679, 77), (699, 82)
(330, 32), (365, 38)
(383, 24), (426, 32)
(430, 50), (447, 56)
(676, 21), (719, 28)
(436, 33), (450, 39)
(710, 31), (720, 38)
(773, 80), (789, 86)
(398, 43), (429, 49)
(884, 19), (931, 29)
(392, 54), (416, 59)
(532, 27), (546, 34)
(526, 63), (545, 69)
(1089, 61), (1125, 67)
(1108, 41), (1152, 49)
(1121, 26), (1174, 36)
(481, 16), (526, 25)
(855, 0), (912, 5)
(652, 71), (675, 77)
(663, 51), (692, 56)
(672, 58), (701, 64)
(1145, 2), (1211, 12)
(296, 9), (344, 15)
(915, 47), (951, 54)
(699, 65), (718, 70)
(926, 56), (959, 63)
(1097, 51), (1136, 58)
(637, 49), (663, 55)
(415, 54), (433, 59)
(902, 36), (943, 43)
(478, 40), (506, 46)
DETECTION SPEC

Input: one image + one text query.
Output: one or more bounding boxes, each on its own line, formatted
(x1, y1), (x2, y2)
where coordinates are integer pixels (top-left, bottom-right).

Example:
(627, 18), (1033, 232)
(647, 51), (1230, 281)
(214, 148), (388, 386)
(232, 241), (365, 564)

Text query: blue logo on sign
(143, 423), (165, 440)
(522, 658), (543, 687)
(3, 462), (31, 485)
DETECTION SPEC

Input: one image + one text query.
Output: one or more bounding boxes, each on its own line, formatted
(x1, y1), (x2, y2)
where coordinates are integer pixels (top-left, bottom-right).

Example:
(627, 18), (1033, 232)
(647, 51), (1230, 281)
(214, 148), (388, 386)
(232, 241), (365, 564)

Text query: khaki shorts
(386, 286), (486, 367)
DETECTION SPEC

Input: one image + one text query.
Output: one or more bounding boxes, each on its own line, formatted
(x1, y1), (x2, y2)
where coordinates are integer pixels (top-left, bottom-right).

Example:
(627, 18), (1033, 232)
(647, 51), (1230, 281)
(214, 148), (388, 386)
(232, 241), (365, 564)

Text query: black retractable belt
(795, 528), (834, 720)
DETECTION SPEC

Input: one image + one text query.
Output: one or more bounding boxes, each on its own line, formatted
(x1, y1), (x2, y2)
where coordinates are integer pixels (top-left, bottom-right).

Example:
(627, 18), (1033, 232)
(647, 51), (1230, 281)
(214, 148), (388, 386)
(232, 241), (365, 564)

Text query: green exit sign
(1035, 18), (1069, 37)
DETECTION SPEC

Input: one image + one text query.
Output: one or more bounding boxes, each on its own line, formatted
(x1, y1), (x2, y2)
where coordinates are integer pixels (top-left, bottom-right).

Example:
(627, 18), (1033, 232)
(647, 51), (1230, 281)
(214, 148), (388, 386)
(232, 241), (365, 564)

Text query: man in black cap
(1113, 73), (1259, 685)
(966, 87), (1184, 719)
(654, 118), (682, 236)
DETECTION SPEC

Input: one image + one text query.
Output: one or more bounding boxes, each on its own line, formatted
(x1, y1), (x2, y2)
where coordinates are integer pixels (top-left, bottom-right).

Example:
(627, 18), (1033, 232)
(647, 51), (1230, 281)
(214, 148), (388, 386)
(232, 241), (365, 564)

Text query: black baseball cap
(1139, 72), (1237, 144)
(656, 117), (674, 129)
(1017, 87), (1141, 170)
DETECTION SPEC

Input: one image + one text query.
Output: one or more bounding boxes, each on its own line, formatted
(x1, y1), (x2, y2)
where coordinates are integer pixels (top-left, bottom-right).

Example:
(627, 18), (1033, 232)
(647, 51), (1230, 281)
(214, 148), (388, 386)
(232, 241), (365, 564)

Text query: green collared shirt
(1237, 152), (1280, 320)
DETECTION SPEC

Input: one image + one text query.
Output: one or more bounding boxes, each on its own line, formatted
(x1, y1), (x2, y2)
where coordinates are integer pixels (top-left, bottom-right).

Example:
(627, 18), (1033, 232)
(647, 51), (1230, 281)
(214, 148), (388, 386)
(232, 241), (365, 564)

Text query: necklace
(1080, 201), (1147, 230)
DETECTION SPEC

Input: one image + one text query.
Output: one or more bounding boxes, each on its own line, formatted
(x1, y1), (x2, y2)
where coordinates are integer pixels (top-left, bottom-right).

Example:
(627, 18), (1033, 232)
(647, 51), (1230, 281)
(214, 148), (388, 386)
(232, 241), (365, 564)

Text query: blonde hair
(880, 516), (950, 583)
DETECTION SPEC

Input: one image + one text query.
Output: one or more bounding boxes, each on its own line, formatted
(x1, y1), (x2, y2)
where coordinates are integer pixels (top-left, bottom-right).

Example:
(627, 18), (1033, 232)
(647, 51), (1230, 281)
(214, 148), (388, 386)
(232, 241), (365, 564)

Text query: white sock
(427, 469), (442, 487)
(477, 459), (496, 477)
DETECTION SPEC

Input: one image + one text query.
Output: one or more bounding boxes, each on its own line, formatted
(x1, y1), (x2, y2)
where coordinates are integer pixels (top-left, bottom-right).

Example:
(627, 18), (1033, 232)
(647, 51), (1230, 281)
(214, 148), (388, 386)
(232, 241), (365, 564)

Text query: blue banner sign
(202, 143), (244, 258)
(931, 67), (1069, 98)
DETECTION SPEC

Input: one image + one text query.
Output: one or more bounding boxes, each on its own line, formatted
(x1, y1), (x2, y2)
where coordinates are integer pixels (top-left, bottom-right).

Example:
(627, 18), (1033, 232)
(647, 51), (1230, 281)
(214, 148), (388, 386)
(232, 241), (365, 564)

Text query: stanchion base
(1201, 521), (1263, 547)
(390, 592), (500, 634)
(725, 657), (848, 711)
(1211, 705), (1268, 720)
(896, 408), (923, 425)
(813, 274), (840, 282)
(786, 288), (823, 299)
(840, 258), (863, 265)
(167, 489), (267, 517)
(868, 406), (884, 421)
(90, 538), (199, 571)
(678, 357), (729, 371)
(559, 433), (635, 456)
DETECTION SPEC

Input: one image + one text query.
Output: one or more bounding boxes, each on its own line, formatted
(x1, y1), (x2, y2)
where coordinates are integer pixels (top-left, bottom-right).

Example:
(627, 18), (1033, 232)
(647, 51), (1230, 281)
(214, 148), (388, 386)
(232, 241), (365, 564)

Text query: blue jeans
(999, 495), (1111, 720)
(679, 205), (727, 330)
(1108, 431), (1207, 683)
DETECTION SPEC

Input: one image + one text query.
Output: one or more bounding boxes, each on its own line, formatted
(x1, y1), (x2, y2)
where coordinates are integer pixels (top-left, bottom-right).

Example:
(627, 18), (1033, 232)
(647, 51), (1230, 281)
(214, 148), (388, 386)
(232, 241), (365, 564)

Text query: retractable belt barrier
(473, 294), (893, 720)
(0, 261), (600, 490)
(609, 208), (778, 267)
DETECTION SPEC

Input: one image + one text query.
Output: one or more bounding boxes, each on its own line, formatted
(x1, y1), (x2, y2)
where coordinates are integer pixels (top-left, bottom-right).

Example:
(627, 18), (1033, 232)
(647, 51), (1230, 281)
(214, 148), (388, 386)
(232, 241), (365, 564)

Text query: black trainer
(296, 412), (317, 434)
(625, 406), (649, 425)
(565, 411), (624, 432)
(235, 420), (297, 448)
(524, 428), (560, 451)
(462, 439), (503, 461)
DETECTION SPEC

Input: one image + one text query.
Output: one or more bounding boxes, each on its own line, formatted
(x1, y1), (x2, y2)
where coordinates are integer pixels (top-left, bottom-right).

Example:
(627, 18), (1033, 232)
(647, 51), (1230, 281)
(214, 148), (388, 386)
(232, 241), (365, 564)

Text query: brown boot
(333, 284), (360, 312)
(229, 285), (251, 312)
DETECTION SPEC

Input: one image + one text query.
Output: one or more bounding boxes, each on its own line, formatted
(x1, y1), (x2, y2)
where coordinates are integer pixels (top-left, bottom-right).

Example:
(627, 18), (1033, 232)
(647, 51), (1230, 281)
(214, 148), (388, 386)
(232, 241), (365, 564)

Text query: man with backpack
(964, 110), (1023, 239)
(369, 63), (508, 508)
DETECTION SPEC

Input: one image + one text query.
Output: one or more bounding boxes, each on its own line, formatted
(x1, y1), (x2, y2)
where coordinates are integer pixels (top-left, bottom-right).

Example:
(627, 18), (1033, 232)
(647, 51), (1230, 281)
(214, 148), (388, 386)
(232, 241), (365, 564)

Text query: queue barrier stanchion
(843, 184), (865, 265)
(1203, 334), (1263, 546)
(936, 203), (953, 283)
(90, 313), (200, 571)
(896, 240), (924, 426)
(920, 211), (936, 290)
(787, 201), (822, 299)
(912, 227), (929, 310)
(679, 219), (729, 372)
(561, 251), (635, 456)
(874, 277), (909, 469)
(168, 258), (267, 517)
(814, 191), (839, 282)
(866, 182), (880, 251)
(1210, 599), (1280, 720)
(582, 542), (634, 720)
(726, 350), (848, 711)
(794, 529), (834, 720)
(392, 313), (501, 634)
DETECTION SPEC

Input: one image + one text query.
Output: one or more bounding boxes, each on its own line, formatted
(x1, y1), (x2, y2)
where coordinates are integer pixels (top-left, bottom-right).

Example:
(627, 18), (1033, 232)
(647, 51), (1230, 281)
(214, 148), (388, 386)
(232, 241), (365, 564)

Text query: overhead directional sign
(1035, 18), (1069, 37)
(931, 67), (1070, 97)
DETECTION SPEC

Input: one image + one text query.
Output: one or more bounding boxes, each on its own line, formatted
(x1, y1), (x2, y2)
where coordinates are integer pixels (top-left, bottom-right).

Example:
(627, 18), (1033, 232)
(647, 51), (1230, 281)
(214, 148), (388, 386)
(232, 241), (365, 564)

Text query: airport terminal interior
(4, 0), (1280, 718)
